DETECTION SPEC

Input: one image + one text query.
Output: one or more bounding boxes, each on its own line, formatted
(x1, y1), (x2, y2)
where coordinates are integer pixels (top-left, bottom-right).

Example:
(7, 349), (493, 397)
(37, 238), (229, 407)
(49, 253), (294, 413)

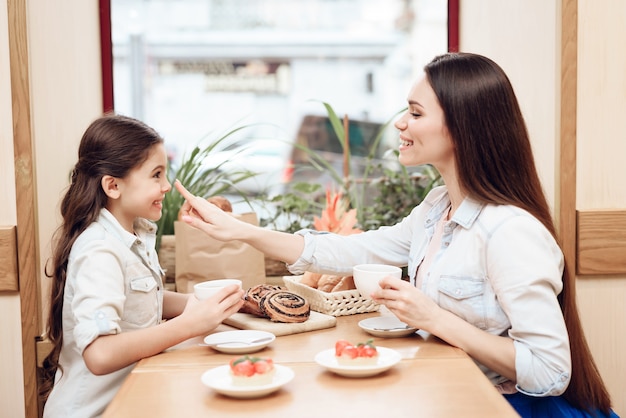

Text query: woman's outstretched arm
(174, 180), (304, 264)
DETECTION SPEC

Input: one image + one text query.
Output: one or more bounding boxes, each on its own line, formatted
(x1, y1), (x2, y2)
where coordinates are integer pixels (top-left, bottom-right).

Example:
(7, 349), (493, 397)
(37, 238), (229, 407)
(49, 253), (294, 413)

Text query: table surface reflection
(104, 312), (519, 418)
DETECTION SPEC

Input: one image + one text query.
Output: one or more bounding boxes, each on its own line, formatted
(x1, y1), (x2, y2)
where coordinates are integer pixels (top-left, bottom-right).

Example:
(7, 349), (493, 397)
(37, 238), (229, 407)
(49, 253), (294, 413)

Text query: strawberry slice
(335, 339), (352, 356)
(341, 345), (359, 359)
(230, 357), (255, 376)
(253, 358), (274, 374)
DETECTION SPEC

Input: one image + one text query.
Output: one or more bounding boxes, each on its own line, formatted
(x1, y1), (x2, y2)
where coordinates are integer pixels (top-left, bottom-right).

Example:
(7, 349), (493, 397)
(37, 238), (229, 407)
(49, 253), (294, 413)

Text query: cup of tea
(352, 264), (402, 299)
(193, 279), (243, 300)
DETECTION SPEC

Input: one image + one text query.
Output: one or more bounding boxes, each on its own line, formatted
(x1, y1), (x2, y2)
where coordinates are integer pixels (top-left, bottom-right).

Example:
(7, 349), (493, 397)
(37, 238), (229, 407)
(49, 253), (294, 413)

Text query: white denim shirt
(44, 209), (164, 418)
(289, 186), (571, 396)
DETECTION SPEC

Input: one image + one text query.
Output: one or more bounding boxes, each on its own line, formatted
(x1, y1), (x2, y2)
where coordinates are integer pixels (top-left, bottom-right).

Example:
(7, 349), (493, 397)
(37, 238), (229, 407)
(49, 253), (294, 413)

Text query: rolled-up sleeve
(70, 240), (125, 353)
(287, 220), (414, 275)
(514, 340), (570, 396)
(488, 215), (571, 395)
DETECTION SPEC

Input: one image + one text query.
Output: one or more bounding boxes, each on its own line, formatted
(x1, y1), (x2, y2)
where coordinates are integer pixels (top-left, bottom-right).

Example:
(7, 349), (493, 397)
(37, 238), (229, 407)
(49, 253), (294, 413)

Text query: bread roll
(207, 195), (233, 212)
(331, 276), (355, 292)
(299, 271), (322, 288)
(317, 274), (344, 292)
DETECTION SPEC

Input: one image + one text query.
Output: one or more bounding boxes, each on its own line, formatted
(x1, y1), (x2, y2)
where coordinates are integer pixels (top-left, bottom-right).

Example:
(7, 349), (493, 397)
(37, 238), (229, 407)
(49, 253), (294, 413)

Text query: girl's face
(114, 143), (171, 231)
(394, 76), (455, 174)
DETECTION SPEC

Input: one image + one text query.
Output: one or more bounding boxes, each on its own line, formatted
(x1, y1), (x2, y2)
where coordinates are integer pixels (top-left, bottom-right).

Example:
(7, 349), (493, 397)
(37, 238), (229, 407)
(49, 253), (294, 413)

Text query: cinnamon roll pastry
(260, 290), (311, 323)
(239, 284), (283, 317)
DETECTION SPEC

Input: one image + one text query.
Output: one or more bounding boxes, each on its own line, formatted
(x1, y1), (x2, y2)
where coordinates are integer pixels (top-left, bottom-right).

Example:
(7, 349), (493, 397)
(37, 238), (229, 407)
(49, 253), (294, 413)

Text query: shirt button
(455, 289), (461, 295)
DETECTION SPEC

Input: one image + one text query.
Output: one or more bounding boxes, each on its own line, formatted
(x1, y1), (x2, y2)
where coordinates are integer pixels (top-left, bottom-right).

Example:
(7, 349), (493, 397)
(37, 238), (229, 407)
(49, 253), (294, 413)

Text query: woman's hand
(175, 179), (305, 263)
(373, 277), (517, 381)
(372, 277), (443, 333)
(174, 180), (250, 241)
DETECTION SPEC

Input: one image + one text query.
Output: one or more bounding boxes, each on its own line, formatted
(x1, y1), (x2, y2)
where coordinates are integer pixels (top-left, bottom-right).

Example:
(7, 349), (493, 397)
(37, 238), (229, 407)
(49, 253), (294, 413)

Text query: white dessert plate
(314, 346), (402, 377)
(203, 330), (275, 354)
(201, 364), (294, 399)
(358, 316), (418, 338)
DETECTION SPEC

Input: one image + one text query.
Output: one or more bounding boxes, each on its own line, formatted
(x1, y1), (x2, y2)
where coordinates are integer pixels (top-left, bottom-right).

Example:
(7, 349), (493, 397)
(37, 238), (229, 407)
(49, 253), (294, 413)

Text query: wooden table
(104, 312), (519, 418)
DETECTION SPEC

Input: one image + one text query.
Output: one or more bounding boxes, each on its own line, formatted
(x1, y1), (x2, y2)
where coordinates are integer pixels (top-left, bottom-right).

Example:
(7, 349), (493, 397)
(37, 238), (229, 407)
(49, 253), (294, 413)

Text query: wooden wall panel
(558, 0), (577, 270)
(0, 226), (18, 291)
(577, 210), (626, 275)
(8, 0), (39, 415)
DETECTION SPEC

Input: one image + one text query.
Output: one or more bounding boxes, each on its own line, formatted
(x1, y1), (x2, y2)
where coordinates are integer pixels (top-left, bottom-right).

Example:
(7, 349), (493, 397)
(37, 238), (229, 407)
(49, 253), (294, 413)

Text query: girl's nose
(163, 179), (172, 193)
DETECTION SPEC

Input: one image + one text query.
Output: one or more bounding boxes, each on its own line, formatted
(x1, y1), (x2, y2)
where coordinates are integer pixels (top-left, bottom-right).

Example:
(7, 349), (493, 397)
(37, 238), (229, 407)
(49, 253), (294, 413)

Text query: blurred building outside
(111, 0), (448, 201)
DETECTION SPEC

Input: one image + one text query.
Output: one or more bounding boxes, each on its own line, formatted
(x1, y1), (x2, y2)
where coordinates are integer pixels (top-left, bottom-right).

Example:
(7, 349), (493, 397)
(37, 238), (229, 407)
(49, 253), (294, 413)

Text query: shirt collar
(452, 195), (484, 229)
(98, 208), (157, 249)
(425, 188), (485, 229)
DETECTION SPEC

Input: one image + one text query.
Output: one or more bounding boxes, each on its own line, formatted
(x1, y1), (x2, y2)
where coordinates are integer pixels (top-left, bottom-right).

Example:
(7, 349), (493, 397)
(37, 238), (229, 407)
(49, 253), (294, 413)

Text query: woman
(175, 52), (616, 417)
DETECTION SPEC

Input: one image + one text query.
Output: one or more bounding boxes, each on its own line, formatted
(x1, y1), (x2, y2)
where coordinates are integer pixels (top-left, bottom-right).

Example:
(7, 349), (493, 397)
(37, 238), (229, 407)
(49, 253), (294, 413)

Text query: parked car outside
(201, 113), (408, 198)
(283, 114), (402, 190)
(201, 138), (292, 197)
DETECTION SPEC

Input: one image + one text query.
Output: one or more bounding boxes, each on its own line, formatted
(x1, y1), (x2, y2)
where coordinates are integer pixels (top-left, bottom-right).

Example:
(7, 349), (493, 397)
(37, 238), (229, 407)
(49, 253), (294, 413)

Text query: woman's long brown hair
(425, 52), (612, 414)
(40, 114), (163, 402)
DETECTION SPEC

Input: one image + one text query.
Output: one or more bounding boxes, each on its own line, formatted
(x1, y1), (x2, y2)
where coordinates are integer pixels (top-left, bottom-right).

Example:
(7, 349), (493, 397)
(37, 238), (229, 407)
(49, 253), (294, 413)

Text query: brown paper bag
(174, 213), (266, 293)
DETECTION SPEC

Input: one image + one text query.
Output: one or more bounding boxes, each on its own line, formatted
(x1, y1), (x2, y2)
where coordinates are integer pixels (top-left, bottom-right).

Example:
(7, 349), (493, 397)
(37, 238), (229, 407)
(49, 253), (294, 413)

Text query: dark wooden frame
(99, 0), (114, 112)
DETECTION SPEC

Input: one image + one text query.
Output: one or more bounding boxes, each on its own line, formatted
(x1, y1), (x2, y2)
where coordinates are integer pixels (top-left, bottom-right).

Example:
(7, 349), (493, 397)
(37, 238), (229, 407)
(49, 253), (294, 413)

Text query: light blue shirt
(44, 208), (164, 418)
(289, 186), (570, 396)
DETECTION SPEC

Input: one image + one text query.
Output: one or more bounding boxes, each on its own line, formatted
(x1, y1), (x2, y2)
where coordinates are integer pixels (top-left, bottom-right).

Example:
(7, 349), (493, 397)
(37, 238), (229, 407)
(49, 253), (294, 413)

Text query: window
(103, 0), (452, 162)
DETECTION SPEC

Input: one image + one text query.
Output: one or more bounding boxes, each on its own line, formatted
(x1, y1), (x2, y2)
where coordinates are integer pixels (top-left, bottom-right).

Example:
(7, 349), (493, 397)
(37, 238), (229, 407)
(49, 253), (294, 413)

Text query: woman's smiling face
(394, 75), (455, 173)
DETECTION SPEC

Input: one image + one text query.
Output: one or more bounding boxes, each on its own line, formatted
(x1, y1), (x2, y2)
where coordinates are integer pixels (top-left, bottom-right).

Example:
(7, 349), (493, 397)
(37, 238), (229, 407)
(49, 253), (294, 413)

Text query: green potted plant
(257, 103), (442, 278)
(156, 124), (260, 283)
(260, 102), (442, 233)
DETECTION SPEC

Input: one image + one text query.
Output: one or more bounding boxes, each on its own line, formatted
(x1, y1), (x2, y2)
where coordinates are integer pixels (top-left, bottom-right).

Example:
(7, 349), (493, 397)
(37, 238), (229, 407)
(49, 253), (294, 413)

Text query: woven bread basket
(282, 275), (379, 317)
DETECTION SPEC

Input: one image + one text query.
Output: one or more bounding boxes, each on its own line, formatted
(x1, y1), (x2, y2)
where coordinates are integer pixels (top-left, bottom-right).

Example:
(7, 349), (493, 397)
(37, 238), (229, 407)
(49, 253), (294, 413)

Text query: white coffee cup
(193, 279), (243, 300)
(353, 264), (402, 299)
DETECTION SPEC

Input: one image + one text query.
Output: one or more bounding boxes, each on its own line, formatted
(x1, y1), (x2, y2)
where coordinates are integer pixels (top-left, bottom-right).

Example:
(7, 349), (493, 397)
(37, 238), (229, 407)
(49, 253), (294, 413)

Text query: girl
(42, 114), (244, 417)
(174, 53), (618, 417)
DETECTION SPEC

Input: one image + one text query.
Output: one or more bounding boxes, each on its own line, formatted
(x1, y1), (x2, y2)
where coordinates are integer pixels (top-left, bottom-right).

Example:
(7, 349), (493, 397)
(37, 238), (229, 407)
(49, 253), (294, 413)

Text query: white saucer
(201, 364), (294, 398)
(314, 346), (402, 377)
(203, 330), (275, 354)
(358, 316), (418, 338)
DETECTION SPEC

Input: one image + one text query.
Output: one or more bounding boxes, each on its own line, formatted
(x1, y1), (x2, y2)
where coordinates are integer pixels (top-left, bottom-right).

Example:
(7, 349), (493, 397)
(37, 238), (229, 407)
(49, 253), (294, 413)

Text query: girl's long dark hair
(425, 52), (612, 414)
(40, 114), (163, 402)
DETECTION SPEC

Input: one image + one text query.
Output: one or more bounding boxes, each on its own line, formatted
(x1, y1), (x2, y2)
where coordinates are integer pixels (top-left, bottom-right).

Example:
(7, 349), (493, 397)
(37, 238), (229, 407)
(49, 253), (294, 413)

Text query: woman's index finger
(174, 179), (192, 199)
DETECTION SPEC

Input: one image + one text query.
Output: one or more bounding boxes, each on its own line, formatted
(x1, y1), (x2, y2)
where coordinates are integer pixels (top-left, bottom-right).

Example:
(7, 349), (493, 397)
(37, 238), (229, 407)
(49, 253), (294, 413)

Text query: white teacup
(193, 279), (243, 300)
(353, 264), (402, 299)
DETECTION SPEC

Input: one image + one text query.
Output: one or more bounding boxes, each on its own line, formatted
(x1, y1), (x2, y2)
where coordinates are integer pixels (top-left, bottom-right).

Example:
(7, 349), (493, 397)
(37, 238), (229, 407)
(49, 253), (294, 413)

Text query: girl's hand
(372, 277), (442, 333)
(180, 284), (244, 336)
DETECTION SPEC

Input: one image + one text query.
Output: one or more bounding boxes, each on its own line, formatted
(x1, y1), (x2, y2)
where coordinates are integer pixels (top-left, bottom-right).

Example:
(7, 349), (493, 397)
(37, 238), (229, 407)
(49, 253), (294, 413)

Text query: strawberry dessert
(229, 356), (275, 386)
(335, 339), (379, 366)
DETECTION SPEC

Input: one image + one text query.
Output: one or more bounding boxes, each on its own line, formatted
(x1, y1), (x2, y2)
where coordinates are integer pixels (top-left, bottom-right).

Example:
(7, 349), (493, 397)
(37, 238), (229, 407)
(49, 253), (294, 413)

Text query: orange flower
(313, 189), (362, 235)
